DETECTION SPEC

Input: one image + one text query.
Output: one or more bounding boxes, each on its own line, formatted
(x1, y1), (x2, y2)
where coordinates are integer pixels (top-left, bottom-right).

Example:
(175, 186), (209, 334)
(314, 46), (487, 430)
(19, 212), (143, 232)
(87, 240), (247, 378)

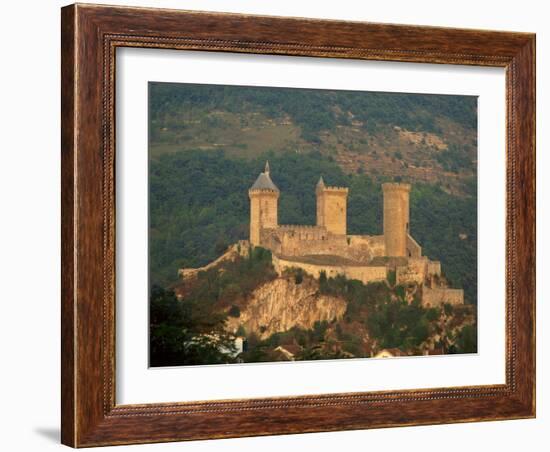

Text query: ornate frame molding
(62, 4), (535, 447)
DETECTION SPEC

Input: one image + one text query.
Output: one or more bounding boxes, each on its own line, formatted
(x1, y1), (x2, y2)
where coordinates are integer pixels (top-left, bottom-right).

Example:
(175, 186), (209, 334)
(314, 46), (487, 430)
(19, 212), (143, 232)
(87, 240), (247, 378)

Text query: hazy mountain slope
(149, 82), (477, 195)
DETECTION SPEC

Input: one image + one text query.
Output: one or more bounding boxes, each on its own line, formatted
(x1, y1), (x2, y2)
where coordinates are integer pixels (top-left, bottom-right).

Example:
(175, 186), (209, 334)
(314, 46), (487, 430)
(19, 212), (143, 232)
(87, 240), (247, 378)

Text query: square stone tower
(249, 162), (279, 246)
(316, 177), (349, 235)
(382, 182), (411, 257)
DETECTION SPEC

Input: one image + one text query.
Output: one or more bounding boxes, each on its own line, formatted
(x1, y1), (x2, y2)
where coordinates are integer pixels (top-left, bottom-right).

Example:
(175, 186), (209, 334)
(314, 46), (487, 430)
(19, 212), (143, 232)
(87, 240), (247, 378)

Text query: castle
(248, 162), (463, 307)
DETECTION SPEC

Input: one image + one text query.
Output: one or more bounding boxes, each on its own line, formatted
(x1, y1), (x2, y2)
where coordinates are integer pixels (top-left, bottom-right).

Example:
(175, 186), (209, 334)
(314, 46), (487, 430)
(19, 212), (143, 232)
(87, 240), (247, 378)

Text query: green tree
(149, 285), (237, 366)
(455, 325), (477, 353)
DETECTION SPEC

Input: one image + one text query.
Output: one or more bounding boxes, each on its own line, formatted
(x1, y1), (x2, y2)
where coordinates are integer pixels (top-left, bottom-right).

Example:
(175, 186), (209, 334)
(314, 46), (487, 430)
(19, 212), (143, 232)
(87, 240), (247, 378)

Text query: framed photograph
(61, 3), (535, 447)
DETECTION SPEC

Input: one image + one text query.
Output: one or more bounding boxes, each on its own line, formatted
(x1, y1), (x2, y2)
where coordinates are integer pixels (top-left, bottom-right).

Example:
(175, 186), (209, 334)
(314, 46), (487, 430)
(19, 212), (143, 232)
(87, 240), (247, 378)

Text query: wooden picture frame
(61, 3), (535, 447)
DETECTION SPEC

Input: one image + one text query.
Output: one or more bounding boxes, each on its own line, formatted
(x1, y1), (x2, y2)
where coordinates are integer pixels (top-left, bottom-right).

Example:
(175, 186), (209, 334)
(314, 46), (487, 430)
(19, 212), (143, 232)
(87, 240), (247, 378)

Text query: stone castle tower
(248, 161), (279, 246)
(382, 182), (411, 257)
(316, 177), (349, 235)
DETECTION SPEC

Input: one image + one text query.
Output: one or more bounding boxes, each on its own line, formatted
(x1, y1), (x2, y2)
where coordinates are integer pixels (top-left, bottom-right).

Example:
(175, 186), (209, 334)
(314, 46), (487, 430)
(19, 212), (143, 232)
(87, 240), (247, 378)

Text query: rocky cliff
(227, 277), (347, 339)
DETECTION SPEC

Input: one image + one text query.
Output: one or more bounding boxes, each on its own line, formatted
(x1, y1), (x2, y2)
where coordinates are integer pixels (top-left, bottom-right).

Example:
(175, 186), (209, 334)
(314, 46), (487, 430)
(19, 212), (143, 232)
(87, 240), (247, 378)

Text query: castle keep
(247, 162), (463, 307)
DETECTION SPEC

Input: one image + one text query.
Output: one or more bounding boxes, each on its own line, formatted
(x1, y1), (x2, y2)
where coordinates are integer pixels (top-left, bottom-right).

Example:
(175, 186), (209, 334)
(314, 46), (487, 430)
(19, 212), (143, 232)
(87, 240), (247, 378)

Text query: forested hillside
(150, 82), (476, 137)
(149, 82), (477, 195)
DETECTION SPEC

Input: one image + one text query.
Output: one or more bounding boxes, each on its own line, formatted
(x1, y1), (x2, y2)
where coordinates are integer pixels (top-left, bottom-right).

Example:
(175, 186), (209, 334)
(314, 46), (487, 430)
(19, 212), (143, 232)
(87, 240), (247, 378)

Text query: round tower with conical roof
(248, 161), (280, 246)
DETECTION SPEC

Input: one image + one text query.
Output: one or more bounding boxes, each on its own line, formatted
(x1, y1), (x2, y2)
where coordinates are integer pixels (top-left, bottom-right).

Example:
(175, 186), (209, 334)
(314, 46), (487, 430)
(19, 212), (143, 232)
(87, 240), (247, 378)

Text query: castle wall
(427, 260), (441, 277)
(396, 256), (442, 285)
(396, 258), (427, 285)
(407, 234), (422, 258)
(261, 227), (385, 265)
(342, 265), (388, 284)
(422, 287), (464, 307)
(272, 254), (387, 285)
(347, 235), (386, 260)
(261, 225), (332, 256)
(179, 240), (249, 281)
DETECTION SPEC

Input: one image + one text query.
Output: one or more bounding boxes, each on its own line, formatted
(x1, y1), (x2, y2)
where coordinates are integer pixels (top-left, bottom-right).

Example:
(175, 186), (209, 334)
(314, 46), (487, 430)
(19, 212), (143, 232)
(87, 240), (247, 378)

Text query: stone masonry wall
(396, 257), (442, 285)
(407, 234), (422, 258)
(396, 259), (426, 285)
(427, 260), (441, 276)
(272, 254), (387, 285)
(179, 241), (249, 280)
(422, 287), (464, 307)
(261, 227), (385, 264)
(346, 235), (386, 261)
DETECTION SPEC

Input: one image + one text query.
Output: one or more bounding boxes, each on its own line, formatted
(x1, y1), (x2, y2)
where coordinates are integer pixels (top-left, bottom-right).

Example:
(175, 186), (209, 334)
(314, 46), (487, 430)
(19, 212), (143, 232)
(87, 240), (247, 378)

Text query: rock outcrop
(227, 277), (346, 339)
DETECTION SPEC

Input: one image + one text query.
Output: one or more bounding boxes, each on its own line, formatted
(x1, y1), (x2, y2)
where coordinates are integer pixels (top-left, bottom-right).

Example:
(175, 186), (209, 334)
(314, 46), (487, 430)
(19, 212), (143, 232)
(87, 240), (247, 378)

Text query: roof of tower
(317, 176), (325, 188)
(250, 163), (279, 192)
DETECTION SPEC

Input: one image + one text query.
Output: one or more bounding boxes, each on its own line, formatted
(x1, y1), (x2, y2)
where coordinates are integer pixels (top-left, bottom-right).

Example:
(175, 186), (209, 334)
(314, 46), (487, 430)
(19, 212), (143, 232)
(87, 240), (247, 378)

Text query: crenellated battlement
(318, 186), (349, 193)
(382, 182), (411, 192)
(249, 187), (279, 195)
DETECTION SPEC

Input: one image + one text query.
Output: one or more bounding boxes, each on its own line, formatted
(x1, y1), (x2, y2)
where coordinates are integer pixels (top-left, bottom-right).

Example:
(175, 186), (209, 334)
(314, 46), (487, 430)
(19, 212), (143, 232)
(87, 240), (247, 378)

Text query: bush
(443, 303), (454, 316)
(387, 270), (396, 287)
(228, 305), (241, 318)
(319, 271), (328, 291)
(395, 285), (406, 301)
(456, 325), (477, 353)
